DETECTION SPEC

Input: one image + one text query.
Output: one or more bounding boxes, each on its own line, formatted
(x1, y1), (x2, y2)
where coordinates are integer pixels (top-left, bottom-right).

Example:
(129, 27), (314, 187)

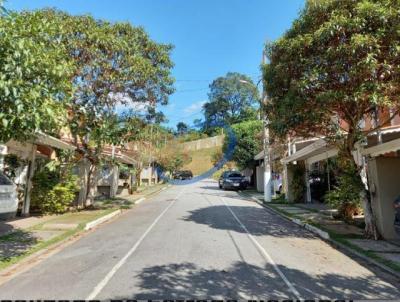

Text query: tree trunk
(359, 185), (380, 240)
(135, 168), (142, 188)
(342, 135), (380, 240)
(85, 163), (98, 207)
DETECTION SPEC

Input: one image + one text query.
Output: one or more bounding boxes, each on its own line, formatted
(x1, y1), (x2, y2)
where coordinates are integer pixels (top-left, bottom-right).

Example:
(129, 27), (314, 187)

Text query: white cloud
(183, 100), (206, 114)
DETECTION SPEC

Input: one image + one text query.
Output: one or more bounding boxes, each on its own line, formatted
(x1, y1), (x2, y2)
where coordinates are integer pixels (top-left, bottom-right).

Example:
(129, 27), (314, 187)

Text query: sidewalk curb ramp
(246, 195), (400, 279)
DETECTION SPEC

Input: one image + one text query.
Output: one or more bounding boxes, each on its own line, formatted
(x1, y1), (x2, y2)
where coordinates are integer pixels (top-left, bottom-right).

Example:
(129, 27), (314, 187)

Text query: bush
(324, 164), (362, 221)
(31, 164), (78, 214)
(223, 120), (262, 170)
(291, 164), (305, 202)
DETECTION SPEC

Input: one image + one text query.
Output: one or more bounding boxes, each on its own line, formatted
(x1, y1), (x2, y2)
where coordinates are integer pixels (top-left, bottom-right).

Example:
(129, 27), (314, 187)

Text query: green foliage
(119, 163), (135, 180)
(264, 0), (400, 141)
(157, 144), (191, 174)
(176, 122), (189, 136)
(325, 160), (363, 220)
(291, 164), (305, 202)
(177, 131), (209, 143)
(203, 72), (259, 132)
(31, 162), (78, 214)
(33, 8), (175, 152)
(223, 120), (262, 170)
(0, 10), (73, 143)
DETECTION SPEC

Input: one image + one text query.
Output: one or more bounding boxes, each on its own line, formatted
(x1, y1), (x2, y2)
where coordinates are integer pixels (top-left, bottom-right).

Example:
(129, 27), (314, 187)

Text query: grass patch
(267, 204), (296, 219)
(0, 208), (117, 271)
(0, 227), (78, 271)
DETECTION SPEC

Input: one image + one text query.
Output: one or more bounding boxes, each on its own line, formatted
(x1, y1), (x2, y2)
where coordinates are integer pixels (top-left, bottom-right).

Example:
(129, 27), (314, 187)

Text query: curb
(129, 184), (169, 205)
(244, 194), (400, 279)
(84, 209), (122, 230)
(135, 197), (146, 204)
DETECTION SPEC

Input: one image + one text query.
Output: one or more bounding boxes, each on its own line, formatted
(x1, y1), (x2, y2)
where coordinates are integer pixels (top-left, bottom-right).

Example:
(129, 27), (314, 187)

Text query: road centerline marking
(86, 189), (185, 300)
(220, 196), (302, 300)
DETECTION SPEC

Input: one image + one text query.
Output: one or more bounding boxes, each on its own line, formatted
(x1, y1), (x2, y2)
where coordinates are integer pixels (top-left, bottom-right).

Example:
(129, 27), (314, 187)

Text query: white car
(0, 171), (18, 220)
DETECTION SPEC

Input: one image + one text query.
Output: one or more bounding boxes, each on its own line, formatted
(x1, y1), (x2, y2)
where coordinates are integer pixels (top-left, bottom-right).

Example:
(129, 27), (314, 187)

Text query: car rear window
(0, 173), (13, 185)
(228, 173), (242, 178)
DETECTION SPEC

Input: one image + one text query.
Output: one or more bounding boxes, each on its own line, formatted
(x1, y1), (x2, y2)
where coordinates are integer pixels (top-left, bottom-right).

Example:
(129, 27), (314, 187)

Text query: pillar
(0, 144), (7, 171)
(22, 144), (37, 216)
(305, 163), (311, 203)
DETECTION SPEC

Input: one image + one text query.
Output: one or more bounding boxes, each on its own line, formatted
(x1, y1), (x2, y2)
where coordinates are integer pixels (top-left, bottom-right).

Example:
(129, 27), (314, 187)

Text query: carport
(281, 138), (338, 203)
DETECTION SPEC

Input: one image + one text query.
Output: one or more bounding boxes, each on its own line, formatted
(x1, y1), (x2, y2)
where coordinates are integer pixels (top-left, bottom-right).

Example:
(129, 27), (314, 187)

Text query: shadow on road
(0, 229), (38, 262)
(111, 261), (400, 300)
(121, 261), (291, 299)
(182, 204), (315, 238)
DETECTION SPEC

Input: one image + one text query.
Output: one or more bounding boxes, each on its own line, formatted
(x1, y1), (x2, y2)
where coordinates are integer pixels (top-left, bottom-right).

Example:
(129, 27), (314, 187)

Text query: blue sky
(8, 0), (304, 130)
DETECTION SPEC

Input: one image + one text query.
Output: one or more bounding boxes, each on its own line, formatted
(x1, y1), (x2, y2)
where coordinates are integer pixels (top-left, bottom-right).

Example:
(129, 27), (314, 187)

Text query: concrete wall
(368, 156), (400, 240)
(182, 135), (224, 151)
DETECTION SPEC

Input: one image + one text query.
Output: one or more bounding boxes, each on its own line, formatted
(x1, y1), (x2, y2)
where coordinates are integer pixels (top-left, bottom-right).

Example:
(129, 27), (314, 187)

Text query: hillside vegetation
(181, 146), (221, 176)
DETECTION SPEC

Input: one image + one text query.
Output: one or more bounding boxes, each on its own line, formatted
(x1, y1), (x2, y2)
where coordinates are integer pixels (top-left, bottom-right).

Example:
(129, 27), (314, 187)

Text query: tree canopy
(176, 122), (189, 135)
(223, 120), (262, 170)
(203, 72), (259, 132)
(0, 10), (73, 143)
(2, 9), (175, 204)
(264, 0), (400, 145)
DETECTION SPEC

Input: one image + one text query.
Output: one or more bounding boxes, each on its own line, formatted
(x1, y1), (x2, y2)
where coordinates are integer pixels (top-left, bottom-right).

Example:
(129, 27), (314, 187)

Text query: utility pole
(262, 51), (272, 202)
(238, 54), (272, 202)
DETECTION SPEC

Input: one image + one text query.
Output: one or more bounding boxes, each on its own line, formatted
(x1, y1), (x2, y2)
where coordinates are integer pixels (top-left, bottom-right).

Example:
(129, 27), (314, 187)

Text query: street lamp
(239, 77), (272, 202)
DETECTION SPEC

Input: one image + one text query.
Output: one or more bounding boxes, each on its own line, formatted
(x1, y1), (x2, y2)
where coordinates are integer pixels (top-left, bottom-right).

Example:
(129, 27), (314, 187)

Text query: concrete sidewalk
(241, 190), (400, 276)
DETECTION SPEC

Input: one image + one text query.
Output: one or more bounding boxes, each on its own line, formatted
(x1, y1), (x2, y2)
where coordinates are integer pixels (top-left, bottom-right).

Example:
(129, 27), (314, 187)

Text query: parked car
(0, 171), (18, 220)
(219, 171), (248, 190)
(173, 170), (193, 180)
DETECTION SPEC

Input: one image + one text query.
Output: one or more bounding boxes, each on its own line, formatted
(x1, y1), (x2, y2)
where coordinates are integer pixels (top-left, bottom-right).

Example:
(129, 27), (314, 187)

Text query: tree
(176, 122), (189, 135)
(0, 10), (73, 143)
(157, 143), (191, 175)
(203, 72), (259, 132)
(223, 120), (262, 170)
(263, 0), (400, 239)
(24, 9), (174, 205)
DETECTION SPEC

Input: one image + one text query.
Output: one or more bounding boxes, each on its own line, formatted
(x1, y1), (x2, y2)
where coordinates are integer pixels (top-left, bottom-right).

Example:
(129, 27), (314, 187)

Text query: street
(0, 179), (399, 300)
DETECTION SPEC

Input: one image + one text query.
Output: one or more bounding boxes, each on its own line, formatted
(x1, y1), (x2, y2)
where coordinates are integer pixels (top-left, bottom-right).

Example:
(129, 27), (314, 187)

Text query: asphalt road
(0, 179), (399, 300)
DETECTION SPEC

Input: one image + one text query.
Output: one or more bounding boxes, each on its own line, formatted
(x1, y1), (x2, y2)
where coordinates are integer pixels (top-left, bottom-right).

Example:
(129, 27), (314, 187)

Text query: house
(0, 132), (76, 216)
(280, 110), (400, 241)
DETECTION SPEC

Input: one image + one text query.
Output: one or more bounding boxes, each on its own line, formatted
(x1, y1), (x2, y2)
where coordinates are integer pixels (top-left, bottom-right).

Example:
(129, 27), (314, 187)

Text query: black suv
(173, 170), (193, 180)
(218, 171), (248, 190)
